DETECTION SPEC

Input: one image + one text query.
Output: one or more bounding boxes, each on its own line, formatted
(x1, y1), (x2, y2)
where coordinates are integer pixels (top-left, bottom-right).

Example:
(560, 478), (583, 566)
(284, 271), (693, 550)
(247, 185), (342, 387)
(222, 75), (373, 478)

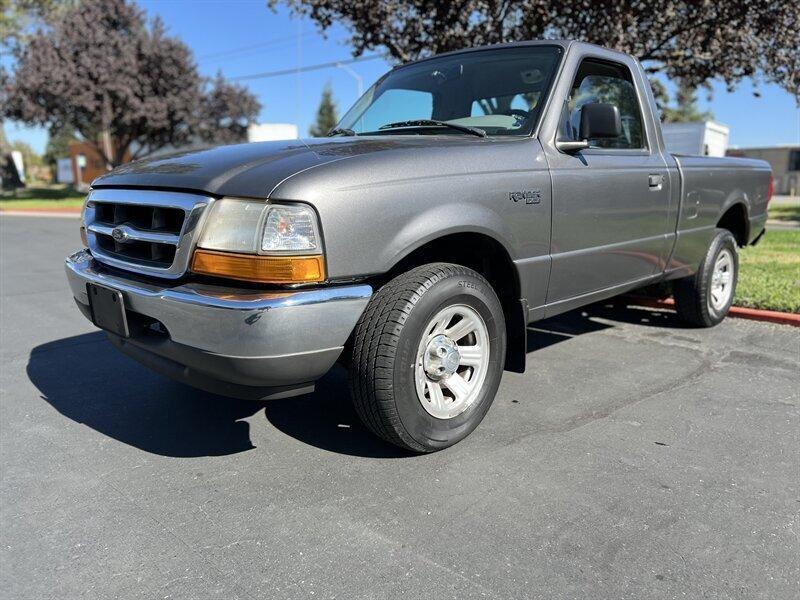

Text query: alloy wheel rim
(414, 304), (490, 419)
(709, 248), (734, 311)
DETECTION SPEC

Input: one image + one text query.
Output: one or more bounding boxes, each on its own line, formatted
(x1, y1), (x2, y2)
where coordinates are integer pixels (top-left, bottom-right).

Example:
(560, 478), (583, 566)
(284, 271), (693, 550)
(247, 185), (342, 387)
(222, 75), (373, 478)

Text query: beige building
(726, 145), (800, 196)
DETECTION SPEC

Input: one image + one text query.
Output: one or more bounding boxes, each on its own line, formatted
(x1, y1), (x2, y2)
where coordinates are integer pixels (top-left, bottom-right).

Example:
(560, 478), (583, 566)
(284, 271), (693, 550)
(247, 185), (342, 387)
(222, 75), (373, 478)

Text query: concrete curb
(626, 296), (800, 328)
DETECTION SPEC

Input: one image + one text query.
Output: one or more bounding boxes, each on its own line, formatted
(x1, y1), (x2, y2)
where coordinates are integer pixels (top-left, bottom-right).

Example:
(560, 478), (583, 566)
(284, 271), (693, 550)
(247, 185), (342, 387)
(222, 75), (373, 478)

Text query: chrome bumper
(65, 250), (372, 399)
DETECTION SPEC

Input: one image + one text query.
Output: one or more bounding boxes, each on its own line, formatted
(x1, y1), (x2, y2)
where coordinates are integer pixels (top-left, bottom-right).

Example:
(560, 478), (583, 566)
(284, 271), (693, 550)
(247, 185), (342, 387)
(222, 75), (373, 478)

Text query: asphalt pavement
(1, 214), (798, 599)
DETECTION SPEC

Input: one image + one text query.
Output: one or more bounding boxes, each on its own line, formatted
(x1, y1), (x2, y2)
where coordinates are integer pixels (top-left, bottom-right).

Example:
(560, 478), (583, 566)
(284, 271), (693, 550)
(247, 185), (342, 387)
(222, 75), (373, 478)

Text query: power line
(230, 53), (388, 82)
(197, 32), (314, 62)
(200, 39), (306, 68)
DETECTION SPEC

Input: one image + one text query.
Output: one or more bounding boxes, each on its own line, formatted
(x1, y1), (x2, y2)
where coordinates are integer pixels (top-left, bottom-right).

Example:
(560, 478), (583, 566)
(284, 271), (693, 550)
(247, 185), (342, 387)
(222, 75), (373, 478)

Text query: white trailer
(662, 121), (730, 157)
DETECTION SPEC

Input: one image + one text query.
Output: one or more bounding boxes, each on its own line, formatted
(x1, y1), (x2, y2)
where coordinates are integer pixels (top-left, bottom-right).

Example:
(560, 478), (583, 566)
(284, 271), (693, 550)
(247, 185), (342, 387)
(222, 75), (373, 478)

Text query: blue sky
(5, 0), (799, 153)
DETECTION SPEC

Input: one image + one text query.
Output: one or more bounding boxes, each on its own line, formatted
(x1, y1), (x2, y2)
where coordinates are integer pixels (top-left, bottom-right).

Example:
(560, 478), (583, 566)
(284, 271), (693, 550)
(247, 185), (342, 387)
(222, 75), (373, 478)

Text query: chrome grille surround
(84, 188), (215, 279)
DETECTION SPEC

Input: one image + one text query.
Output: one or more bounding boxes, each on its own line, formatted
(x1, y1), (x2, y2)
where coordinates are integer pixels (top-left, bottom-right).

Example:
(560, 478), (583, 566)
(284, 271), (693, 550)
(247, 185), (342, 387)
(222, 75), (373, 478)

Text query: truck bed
(665, 154), (771, 279)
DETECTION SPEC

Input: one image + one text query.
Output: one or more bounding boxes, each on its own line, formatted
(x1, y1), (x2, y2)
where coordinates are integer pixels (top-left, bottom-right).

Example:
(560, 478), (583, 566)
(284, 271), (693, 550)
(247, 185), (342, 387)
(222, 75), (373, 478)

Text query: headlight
(261, 204), (320, 253)
(192, 198), (325, 284)
(197, 199), (322, 255)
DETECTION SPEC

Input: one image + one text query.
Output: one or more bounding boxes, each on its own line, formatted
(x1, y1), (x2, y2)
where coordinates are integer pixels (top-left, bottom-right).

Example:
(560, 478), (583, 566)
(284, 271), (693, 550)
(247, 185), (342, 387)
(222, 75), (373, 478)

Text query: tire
(349, 263), (506, 452)
(673, 228), (738, 327)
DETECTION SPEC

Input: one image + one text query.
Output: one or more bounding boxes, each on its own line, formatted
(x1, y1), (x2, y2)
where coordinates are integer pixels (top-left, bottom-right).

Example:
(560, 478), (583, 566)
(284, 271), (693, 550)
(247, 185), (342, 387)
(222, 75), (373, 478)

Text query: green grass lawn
(736, 230), (800, 313)
(768, 203), (800, 222)
(0, 186), (85, 210)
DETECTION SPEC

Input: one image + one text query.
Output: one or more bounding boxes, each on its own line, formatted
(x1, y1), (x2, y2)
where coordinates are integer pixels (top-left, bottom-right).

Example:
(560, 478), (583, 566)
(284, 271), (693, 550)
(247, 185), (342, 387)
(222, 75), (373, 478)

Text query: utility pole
(336, 62), (364, 97)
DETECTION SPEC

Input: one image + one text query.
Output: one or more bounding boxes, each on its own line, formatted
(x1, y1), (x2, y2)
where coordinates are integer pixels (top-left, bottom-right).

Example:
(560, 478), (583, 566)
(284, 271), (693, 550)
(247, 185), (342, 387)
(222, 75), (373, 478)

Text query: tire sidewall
(701, 230), (739, 324)
(393, 271), (506, 450)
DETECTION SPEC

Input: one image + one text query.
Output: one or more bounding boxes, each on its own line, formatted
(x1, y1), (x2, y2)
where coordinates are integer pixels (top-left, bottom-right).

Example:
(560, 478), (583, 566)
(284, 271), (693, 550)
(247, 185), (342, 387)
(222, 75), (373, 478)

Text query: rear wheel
(349, 263), (506, 452)
(673, 228), (738, 327)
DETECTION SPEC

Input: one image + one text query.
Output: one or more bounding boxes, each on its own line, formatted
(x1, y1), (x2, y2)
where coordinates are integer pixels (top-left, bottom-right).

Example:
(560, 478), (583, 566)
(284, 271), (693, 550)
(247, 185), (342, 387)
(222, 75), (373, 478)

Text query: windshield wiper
(378, 119), (487, 138)
(327, 127), (357, 137)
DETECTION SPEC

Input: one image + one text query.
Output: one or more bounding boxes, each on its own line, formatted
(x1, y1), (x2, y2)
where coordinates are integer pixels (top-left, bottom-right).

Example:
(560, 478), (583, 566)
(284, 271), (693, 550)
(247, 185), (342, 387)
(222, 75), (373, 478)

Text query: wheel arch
(376, 231), (527, 374)
(717, 201), (749, 247)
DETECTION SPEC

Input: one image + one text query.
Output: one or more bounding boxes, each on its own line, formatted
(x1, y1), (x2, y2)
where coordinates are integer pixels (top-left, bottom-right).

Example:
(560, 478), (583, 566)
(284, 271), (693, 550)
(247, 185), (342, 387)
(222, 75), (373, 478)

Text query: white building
(662, 121), (730, 157)
(247, 123), (299, 142)
(140, 122), (301, 160)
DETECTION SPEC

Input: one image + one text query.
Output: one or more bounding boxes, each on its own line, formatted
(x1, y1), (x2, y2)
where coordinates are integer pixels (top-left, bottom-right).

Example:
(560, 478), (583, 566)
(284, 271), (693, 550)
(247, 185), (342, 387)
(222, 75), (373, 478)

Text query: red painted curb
(625, 296), (800, 327)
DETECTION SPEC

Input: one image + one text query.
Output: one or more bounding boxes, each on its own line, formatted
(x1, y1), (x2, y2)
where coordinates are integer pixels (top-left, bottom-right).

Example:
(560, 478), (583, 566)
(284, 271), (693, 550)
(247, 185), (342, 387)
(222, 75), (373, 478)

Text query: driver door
(544, 56), (671, 305)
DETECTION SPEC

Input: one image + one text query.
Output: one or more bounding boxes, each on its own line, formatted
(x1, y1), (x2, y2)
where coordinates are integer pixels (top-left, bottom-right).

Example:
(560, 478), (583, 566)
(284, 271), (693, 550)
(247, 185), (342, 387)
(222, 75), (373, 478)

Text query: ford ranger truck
(66, 41), (772, 452)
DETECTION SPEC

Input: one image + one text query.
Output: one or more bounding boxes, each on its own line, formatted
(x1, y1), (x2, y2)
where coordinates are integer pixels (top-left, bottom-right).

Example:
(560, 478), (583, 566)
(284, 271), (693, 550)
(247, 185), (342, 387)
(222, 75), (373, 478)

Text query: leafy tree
(196, 73), (262, 145)
(661, 82), (714, 123)
(3, 0), (261, 168)
(42, 124), (76, 168)
(309, 84), (338, 136)
(0, 66), (9, 154)
(1, 1), (75, 159)
(10, 139), (42, 167)
(647, 78), (670, 117)
(272, 0), (799, 95)
(0, 119), (10, 154)
(0, 0), (71, 49)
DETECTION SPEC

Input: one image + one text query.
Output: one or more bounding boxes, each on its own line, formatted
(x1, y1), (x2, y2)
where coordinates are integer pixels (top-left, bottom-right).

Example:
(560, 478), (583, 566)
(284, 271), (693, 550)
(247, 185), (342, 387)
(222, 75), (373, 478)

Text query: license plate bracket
(87, 283), (129, 338)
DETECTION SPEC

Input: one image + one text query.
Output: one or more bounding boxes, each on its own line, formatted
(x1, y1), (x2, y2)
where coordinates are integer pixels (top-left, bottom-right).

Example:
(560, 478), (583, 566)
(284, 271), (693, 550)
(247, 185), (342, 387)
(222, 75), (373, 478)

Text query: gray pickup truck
(66, 40), (772, 452)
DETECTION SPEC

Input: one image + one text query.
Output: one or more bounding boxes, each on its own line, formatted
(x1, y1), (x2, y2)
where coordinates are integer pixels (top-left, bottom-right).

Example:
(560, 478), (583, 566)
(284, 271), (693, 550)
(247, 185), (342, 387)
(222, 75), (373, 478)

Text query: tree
(661, 82), (714, 123)
(3, 0), (261, 168)
(309, 84), (338, 137)
(271, 0), (799, 95)
(0, 0), (71, 49)
(196, 73), (262, 145)
(10, 139), (42, 167)
(0, 118), (10, 155)
(0, 65), (9, 154)
(42, 124), (76, 168)
(1, 1), (75, 161)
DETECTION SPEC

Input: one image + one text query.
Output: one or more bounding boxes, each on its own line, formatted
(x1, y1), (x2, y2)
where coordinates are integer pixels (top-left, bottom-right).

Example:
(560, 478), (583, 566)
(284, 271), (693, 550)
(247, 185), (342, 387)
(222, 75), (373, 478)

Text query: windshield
(337, 45), (562, 137)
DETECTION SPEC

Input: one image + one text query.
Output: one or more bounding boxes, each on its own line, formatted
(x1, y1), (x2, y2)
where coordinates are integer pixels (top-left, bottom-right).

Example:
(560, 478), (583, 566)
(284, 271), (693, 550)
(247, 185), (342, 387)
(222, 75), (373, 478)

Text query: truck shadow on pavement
(26, 331), (408, 459)
(526, 298), (690, 351)
(27, 300), (686, 458)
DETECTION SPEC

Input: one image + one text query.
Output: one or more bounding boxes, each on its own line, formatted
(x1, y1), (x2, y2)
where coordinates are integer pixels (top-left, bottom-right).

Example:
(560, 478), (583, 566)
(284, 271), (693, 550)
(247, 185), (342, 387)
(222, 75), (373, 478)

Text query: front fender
(269, 137), (550, 280)
(380, 202), (518, 272)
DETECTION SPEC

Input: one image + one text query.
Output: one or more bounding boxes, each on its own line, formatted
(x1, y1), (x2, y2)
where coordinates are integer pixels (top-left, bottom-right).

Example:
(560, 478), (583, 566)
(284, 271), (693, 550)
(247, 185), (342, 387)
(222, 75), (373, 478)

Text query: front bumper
(65, 250), (372, 400)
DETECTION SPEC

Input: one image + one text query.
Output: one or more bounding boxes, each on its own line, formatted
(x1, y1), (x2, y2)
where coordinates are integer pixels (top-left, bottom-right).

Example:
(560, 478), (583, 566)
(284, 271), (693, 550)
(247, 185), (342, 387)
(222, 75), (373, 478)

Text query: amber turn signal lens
(191, 249), (325, 283)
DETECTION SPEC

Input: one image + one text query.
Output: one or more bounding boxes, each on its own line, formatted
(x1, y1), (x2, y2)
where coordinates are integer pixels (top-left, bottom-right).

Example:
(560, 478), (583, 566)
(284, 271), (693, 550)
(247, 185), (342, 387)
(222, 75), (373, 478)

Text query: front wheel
(349, 263), (506, 452)
(673, 228), (739, 327)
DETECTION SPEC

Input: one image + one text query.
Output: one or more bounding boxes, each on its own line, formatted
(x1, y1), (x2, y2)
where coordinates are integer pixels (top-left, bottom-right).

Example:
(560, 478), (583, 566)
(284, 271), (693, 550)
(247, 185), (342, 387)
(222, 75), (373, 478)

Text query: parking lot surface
(1, 214), (798, 599)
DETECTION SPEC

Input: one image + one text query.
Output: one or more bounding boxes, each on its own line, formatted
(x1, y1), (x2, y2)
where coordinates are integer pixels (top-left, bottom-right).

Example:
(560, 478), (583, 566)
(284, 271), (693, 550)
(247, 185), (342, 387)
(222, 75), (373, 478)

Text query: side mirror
(579, 102), (621, 140)
(555, 102), (622, 153)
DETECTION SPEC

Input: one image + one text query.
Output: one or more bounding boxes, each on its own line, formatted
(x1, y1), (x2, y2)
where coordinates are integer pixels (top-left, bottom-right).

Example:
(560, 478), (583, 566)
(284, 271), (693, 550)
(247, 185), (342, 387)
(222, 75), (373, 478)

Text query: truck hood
(92, 136), (495, 198)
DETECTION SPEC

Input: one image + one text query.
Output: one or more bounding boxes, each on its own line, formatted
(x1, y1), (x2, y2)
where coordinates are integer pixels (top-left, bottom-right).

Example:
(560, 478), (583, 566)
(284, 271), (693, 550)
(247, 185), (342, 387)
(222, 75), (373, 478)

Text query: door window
(560, 59), (646, 149)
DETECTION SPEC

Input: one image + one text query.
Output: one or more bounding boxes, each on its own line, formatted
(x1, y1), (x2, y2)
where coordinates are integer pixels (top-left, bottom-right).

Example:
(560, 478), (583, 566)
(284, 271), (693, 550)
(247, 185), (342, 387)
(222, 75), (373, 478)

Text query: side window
(560, 59), (646, 149)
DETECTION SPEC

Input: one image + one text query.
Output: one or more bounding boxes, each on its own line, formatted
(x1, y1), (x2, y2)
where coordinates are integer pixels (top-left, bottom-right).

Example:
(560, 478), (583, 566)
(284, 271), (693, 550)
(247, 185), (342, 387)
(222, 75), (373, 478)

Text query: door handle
(648, 174), (664, 190)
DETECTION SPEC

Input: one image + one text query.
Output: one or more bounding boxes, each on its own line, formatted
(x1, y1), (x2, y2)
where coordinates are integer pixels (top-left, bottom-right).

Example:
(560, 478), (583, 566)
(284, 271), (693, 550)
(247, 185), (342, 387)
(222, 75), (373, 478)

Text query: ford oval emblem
(111, 227), (128, 243)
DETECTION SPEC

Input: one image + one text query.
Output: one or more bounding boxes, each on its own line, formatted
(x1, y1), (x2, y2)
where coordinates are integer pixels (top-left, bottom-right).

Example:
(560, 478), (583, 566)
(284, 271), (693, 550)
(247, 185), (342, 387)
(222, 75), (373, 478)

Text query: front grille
(95, 233), (177, 265)
(92, 202), (184, 267)
(94, 202), (185, 235)
(84, 189), (213, 279)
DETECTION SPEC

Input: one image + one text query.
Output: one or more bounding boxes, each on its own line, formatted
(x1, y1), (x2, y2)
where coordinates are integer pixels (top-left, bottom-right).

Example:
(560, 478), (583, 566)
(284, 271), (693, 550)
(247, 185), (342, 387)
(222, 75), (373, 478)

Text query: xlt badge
(509, 190), (541, 204)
